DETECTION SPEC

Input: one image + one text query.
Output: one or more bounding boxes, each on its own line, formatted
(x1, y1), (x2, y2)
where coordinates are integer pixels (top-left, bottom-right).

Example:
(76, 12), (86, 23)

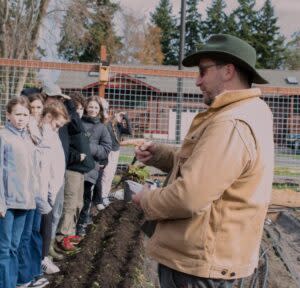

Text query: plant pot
(124, 180), (144, 202)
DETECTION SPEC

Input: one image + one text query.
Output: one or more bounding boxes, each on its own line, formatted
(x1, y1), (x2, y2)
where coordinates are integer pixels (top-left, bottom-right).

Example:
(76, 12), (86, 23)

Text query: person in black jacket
(56, 92), (95, 251)
(39, 83), (93, 267)
(76, 96), (111, 237)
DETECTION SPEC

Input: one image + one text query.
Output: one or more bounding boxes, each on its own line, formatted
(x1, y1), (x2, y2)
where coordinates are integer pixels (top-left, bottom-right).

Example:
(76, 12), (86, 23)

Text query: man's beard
(203, 93), (214, 106)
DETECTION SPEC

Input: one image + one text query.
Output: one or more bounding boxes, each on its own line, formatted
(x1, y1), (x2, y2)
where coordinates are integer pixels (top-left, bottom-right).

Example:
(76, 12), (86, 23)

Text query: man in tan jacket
(133, 34), (274, 288)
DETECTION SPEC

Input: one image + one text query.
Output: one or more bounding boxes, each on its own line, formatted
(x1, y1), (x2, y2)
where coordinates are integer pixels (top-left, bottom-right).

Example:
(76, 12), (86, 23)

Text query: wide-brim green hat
(182, 34), (268, 84)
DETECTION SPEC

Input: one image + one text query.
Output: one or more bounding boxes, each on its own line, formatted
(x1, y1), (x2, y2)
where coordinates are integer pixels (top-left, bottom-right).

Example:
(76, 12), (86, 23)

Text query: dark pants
(158, 264), (235, 288)
(40, 211), (53, 258)
(77, 181), (94, 227)
(92, 168), (104, 205)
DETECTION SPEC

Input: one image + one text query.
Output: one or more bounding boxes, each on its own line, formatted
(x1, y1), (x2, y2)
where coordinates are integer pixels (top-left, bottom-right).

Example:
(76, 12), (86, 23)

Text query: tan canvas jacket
(141, 88), (274, 279)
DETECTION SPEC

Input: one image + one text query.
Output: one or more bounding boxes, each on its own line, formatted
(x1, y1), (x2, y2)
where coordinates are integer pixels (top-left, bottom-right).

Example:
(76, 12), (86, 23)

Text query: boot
(57, 237), (77, 251)
(49, 239), (64, 260)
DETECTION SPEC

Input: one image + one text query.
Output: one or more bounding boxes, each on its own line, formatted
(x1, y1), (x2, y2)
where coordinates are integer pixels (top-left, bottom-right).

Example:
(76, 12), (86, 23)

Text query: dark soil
(48, 201), (146, 288)
(48, 198), (300, 288)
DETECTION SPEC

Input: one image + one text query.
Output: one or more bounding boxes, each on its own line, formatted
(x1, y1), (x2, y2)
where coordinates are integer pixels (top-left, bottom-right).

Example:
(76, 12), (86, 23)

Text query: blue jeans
(17, 210), (42, 285)
(51, 183), (65, 239)
(0, 209), (27, 288)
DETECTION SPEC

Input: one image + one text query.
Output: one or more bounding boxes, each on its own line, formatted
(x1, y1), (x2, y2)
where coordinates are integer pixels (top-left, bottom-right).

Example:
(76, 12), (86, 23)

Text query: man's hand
(116, 112), (125, 122)
(0, 211), (4, 218)
(132, 185), (150, 207)
(135, 141), (155, 164)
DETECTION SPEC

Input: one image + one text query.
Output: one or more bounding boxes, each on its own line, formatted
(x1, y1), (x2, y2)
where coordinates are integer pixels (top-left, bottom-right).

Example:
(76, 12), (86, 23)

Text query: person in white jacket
(17, 99), (69, 287)
(37, 102), (69, 277)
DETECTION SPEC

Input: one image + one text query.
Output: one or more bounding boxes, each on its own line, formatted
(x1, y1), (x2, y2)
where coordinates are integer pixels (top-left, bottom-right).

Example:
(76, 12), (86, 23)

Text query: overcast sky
(118, 0), (300, 39)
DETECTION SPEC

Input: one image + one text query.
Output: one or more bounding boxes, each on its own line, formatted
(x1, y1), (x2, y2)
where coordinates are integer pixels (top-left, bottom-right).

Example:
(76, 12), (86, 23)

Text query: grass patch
(274, 166), (300, 177)
(118, 154), (135, 164)
(277, 153), (300, 159)
(272, 183), (299, 190)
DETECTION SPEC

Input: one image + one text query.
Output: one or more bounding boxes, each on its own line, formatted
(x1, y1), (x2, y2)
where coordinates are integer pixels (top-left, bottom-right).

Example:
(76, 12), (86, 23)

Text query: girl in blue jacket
(0, 97), (39, 288)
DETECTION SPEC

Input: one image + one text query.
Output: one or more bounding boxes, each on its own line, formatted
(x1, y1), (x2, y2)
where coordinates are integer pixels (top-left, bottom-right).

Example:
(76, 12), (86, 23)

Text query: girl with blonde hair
(17, 100), (69, 287)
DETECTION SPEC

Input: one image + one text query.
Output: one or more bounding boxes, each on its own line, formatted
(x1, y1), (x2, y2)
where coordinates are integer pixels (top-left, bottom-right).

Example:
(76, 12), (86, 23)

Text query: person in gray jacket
(0, 97), (39, 288)
(76, 96), (111, 236)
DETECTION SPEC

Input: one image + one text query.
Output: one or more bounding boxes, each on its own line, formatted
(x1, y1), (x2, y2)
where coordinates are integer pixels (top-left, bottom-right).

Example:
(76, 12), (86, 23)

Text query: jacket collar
(82, 115), (100, 124)
(5, 121), (28, 138)
(210, 88), (261, 109)
(188, 88), (262, 134)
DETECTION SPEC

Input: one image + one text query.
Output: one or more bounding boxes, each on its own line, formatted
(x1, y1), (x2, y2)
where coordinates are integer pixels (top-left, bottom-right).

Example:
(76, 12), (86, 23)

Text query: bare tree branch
(0, 0), (51, 102)
(0, 0), (9, 57)
(14, 0), (50, 95)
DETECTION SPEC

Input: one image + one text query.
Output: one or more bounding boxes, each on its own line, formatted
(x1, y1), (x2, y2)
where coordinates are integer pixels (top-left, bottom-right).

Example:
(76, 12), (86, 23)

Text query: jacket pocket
(176, 136), (198, 178)
(178, 136), (198, 160)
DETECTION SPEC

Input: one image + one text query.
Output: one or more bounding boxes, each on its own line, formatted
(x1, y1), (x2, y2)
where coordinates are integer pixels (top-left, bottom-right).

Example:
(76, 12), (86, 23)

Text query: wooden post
(289, 96), (294, 133)
(99, 45), (109, 98)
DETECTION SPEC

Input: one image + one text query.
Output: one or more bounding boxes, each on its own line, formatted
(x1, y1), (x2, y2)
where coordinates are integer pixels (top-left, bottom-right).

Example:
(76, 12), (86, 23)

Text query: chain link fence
(0, 58), (300, 184)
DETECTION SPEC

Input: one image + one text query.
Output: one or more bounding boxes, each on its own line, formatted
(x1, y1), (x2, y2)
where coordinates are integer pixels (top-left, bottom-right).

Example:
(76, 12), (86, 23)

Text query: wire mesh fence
(0, 58), (299, 184)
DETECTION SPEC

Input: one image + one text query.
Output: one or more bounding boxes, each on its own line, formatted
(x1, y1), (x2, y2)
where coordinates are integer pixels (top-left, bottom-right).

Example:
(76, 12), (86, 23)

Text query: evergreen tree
(231, 0), (259, 47)
(185, 0), (203, 55)
(150, 0), (178, 65)
(255, 0), (285, 68)
(284, 31), (300, 70)
(58, 0), (121, 63)
(224, 13), (239, 37)
(202, 0), (228, 40)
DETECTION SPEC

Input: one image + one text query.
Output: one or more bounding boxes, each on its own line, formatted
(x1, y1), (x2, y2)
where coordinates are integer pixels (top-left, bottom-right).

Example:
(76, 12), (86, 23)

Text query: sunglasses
(198, 63), (225, 78)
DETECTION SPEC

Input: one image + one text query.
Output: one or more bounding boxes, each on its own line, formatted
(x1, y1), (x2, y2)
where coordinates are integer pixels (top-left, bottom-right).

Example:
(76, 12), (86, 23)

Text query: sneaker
(76, 225), (86, 237)
(68, 235), (83, 245)
(49, 239), (64, 260)
(42, 256), (60, 274)
(86, 217), (93, 226)
(90, 205), (99, 217)
(103, 198), (111, 207)
(27, 277), (49, 288)
(17, 282), (31, 287)
(49, 244), (64, 260)
(58, 237), (76, 251)
(96, 203), (105, 211)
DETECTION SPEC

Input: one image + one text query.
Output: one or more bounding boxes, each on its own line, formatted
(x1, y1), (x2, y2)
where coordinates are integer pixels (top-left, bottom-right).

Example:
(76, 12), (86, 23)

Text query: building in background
(57, 67), (300, 144)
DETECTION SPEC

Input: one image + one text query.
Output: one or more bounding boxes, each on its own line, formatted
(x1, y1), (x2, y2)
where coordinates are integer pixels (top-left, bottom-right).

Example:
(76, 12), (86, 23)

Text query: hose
(262, 252), (269, 288)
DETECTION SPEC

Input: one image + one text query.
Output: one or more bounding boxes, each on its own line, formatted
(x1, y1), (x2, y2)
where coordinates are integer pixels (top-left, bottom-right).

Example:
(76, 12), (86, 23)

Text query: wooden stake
(99, 45), (108, 98)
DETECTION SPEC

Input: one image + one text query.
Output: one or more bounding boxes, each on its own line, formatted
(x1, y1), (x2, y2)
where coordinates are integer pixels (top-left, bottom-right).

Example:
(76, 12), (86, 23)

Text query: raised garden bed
(48, 199), (300, 288)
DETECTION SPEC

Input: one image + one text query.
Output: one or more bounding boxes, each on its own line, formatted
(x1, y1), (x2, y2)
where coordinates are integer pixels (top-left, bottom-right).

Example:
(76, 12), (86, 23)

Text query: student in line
(17, 98), (69, 288)
(76, 96), (111, 237)
(17, 93), (49, 288)
(0, 97), (39, 288)
(56, 92), (94, 251)
(97, 102), (132, 210)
